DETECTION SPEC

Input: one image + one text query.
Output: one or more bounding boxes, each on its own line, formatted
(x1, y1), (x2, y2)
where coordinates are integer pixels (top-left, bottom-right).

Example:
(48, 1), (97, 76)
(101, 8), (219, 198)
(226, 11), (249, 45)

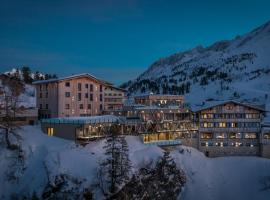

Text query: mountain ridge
(122, 20), (270, 116)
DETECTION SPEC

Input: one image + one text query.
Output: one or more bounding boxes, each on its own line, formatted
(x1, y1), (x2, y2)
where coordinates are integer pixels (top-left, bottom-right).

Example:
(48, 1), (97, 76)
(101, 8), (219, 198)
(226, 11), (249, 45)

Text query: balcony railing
(199, 127), (260, 132)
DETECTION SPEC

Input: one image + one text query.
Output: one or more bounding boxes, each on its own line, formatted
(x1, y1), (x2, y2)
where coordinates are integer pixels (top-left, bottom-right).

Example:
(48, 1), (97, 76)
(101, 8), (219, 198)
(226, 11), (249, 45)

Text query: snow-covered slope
(0, 78), (36, 108)
(171, 147), (270, 200)
(123, 21), (270, 113)
(0, 126), (163, 199)
(1, 126), (270, 199)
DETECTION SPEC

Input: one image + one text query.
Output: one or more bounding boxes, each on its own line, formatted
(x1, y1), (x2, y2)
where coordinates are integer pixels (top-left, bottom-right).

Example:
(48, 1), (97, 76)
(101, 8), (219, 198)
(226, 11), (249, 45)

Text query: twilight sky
(0, 0), (270, 84)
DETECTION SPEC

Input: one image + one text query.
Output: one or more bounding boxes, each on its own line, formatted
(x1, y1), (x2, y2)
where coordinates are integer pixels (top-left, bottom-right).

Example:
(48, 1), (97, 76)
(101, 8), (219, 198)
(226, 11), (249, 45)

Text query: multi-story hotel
(37, 76), (270, 158)
(196, 100), (264, 157)
(33, 73), (125, 118)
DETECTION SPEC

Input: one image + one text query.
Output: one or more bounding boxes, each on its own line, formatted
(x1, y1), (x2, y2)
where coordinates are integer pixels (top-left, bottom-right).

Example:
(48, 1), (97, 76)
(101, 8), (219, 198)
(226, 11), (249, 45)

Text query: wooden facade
(197, 101), (264, 157)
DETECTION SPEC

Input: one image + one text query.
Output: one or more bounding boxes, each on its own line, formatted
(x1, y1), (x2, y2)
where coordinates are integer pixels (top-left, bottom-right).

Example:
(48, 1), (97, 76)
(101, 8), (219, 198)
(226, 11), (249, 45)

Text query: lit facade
(33, 74), (125, 118)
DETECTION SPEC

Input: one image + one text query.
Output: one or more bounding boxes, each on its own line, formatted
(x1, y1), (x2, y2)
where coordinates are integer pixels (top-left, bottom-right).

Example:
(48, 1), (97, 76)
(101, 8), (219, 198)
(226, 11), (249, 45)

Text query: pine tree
(99, 125), (130, 196)
(21, 66), (32, 83)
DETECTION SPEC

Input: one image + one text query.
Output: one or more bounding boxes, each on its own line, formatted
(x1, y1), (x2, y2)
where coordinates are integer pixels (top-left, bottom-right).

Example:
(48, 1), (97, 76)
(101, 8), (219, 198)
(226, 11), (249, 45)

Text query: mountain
(122, 21), (270, 115)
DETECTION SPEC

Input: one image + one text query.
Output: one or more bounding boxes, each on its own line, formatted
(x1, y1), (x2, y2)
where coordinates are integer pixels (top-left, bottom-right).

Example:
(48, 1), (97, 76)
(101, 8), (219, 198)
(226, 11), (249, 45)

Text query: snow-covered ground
(0, 126), (270, 199)
(171, 147), (270, 200)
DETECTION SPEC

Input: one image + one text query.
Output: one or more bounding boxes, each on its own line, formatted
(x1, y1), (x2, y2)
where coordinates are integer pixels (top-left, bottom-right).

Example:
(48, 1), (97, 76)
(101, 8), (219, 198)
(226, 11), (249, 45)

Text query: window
(216, 133), (227, 139)
(80, 104), (83, 109)
(201, 133), (213, 139)
(100, 94), (103, 101)
(264, 133), (270, 139)
(88, 104), (91, 109)
(46, 92), (48, 98)
(229, 132), (242, 139)
(39, 104), (42, 109)
(231, 122), (237, 128)
(100, 104), (103, 111)
(78, 93), (81, 101)
(78, 83), (82, 91)
(219, 122), (226, 128)
(65, 92), (70, 97)
(90, 84), (93, 92)
(85, 93), (88, 98)
(47, 127), (54, 136)
(100, 85), (103, 92)
(201, 123), (213, 128)
(90, 94), (93, 101)
(46, 104), (48, 109)
(39, 85), (42, 91)
(244, 133), (257, 139)
(65, 104), (70, 109)
(85, 84), (88, 89)
(65, 82), (70, 87)
(39, 93), (42, 98)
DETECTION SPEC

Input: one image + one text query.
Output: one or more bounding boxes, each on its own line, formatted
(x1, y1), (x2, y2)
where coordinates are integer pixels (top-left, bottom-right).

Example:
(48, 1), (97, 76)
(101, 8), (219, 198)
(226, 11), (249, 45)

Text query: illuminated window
(219, 122), (226, 128)
(229, 132), (242, 139)
(47, 127), (54, 136)
(216, 133), (227, 139)
(264, 133), (270, 139)
(231, 122), (236, 128)
(201, 133), (213, 139)
(244, 133), (257, 139)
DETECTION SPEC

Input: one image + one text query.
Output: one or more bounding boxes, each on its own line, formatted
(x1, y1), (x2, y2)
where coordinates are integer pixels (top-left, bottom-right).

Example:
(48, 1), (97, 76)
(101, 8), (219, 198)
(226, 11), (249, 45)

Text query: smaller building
(104, 84), (126, 111)
(41, 115), (125, 141)
(0, 107), (38, 126)
(196, 100), (264, 157)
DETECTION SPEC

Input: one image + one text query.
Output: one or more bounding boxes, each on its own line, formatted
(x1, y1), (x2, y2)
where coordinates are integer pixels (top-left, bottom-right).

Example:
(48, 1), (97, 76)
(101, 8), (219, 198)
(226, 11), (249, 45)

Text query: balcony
(199, 127), (260, 132)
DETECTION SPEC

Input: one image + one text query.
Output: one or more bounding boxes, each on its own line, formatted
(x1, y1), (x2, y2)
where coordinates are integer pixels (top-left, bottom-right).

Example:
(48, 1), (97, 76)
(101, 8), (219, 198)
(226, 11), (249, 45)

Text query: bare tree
(0, 75), (25, 149)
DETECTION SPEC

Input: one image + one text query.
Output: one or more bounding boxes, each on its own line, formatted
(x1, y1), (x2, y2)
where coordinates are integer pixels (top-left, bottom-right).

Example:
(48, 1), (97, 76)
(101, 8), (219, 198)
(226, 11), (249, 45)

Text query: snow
(0, 126), (162, 199)
(0, 78), (36, 108)
(0, 126), (270, 199)
(42, 115), (125, 124)
(171, 146), (270, 200)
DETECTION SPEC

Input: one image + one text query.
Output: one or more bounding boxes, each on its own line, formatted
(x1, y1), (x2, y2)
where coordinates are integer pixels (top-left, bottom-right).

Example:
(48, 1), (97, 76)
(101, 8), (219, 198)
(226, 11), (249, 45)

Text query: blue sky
(0, 0), (270, 84)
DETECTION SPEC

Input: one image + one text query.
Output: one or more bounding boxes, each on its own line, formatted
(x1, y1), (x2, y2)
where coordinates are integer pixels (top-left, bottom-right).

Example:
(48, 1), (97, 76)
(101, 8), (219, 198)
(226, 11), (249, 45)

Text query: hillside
(0, 126), (269, 199)
(123, 21), (270, 114)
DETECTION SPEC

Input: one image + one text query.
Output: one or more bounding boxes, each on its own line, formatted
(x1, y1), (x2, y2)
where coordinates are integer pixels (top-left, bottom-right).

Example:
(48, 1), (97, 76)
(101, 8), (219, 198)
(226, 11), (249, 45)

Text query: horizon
(1, 0), (270, 85)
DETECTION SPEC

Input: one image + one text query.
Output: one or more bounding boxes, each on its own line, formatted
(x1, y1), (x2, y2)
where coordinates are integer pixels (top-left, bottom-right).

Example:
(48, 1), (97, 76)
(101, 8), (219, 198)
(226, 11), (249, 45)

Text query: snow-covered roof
(41, 115), (125, 125)
(132, 93), (184, 98)
(135, 105), (190, 111)
(194, 100), (265, 112)
(32, 73), (106, 85)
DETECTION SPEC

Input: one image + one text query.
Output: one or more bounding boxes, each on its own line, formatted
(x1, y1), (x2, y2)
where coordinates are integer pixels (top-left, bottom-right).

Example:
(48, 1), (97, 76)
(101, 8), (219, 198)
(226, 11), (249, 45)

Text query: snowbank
(0, 126), (270, 199)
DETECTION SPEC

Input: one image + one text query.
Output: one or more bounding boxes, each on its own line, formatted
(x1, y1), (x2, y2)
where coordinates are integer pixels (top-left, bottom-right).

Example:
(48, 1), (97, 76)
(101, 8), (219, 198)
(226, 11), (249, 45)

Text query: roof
(41, 115), (125, 125)
(32, 73), (106, 85)
(105, 84), (127, 92)
(194, 100), (265, 112)
(133, 93), (184, 98)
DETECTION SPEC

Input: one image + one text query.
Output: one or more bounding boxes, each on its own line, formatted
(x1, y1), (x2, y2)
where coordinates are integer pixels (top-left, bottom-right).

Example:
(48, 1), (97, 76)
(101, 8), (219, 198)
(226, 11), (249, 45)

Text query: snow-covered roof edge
(41, 115), (126, 124)
(32, 73), (106, 85)
(194, 100), (265, 112)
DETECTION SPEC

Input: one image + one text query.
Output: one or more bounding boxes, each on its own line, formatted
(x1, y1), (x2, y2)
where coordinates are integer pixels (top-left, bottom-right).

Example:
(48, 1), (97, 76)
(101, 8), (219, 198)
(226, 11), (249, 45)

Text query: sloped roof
(32, 73), (106, 85)
(194, 100), (265, 112)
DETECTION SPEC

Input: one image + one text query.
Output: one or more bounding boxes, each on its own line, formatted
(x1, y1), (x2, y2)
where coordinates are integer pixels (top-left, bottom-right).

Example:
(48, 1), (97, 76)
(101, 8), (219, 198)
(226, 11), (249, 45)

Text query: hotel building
(196, 100), (264, 157)
(33, 73), (125, 118)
